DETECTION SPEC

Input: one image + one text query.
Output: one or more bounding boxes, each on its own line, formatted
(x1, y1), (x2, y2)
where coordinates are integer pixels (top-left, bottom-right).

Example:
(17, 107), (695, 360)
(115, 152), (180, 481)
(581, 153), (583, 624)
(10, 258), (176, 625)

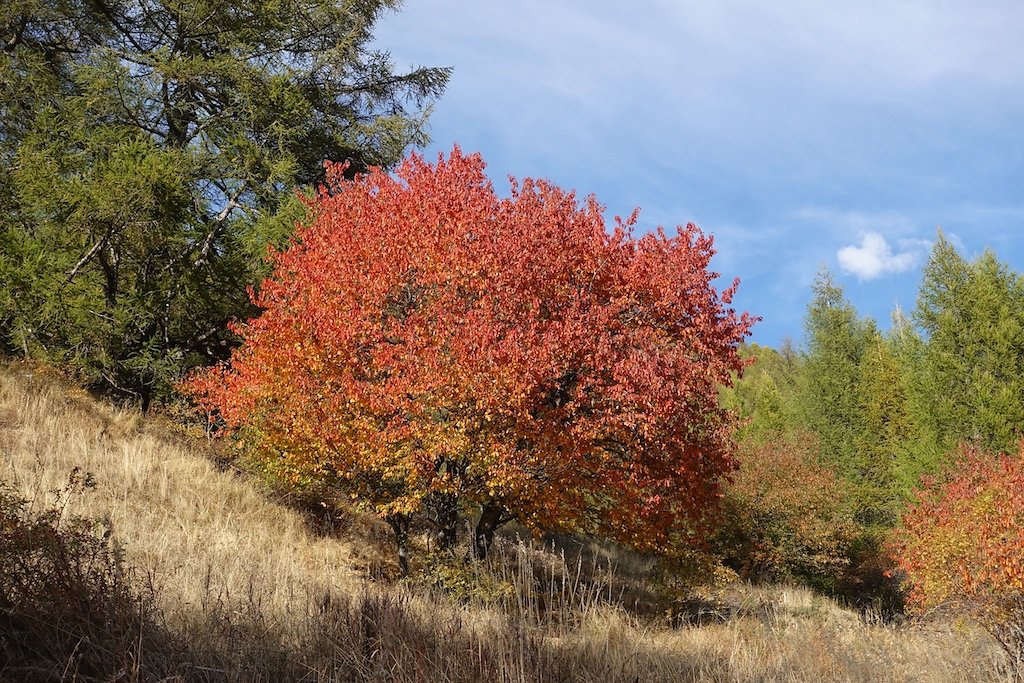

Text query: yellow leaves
(183, 146), (753, 553)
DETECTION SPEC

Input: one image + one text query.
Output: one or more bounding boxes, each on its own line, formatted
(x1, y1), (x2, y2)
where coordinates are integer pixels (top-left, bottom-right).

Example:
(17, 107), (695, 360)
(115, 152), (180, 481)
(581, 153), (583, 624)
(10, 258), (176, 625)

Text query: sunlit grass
(0, 359), (1011, 682)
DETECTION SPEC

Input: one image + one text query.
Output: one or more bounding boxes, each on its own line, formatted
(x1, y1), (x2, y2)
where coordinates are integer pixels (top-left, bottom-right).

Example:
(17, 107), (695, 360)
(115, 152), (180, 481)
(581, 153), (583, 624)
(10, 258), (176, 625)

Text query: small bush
(715, 432), (855, 588)
(834, 530), (905, 615)
(892, 442), (1024, 676)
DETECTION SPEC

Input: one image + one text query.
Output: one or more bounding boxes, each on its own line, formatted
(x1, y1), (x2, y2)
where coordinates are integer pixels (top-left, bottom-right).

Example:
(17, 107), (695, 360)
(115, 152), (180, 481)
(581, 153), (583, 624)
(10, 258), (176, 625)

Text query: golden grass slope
(0, 362), (363, 618)
(0, 359), (1013, 682)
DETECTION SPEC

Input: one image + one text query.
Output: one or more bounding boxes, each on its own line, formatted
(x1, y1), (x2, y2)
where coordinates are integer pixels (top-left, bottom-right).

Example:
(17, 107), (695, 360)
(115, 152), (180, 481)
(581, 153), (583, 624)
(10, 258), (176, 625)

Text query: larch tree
(852, 330), (915, 526)
(915, 232), (1024, 454)
(185, 148), (756, 571)
(0, 0), (449, 407)
(721, 342), (804, 445)
(799, 269), (876, 478)
(885, 306), (944, 493)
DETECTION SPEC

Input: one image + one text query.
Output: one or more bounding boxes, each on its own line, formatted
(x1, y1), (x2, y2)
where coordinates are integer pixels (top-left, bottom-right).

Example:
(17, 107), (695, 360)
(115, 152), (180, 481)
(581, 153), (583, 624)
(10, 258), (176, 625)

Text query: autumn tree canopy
(186, 148), (755, 567)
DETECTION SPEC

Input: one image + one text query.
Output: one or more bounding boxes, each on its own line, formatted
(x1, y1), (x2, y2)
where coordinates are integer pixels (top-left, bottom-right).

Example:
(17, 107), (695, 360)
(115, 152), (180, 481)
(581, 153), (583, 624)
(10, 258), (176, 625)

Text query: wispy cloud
(373, 1), (1024, 344)
(837, 232), (929, 280)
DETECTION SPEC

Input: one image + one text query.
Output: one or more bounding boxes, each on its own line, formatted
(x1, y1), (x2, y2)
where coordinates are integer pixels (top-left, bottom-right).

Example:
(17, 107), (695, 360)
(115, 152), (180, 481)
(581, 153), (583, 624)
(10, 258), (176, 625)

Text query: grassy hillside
(0, 360), (1012, 682)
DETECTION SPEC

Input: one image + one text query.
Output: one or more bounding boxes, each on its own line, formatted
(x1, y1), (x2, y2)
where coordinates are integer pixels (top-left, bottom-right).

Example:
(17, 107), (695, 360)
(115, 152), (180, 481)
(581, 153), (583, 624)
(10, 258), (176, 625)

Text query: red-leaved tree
(184, 148), (755, 572)
(892, 443), (1024, 673)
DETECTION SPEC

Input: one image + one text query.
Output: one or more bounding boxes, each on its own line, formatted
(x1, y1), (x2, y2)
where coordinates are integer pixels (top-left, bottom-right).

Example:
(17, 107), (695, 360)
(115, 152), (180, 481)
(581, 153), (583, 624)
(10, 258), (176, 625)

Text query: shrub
(892, 442), (1024, 674)
(715, 432), (854, 588)
(0, 469), (174, 682)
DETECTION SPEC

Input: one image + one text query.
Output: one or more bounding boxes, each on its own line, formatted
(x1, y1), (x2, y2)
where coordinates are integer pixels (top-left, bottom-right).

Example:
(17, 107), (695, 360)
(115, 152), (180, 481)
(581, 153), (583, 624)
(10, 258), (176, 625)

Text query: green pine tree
(852, 330), (914, 526)
(915, 232), (1024, 454)
(887, 305), (943, 490)
(1, 0), (449, 407)
(722, 341), (804, 444)
(799, 268), (876, 477)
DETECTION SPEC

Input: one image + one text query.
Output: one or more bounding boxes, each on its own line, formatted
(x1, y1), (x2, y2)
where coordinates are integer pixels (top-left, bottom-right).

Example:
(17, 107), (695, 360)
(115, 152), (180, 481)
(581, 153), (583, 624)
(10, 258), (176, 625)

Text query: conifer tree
(915, 233), (1024, 453)
(853, 331), (912, 525)
(887, 305), (943, 489)
(722, 342), (803, 444)
(799, 269), (876, 476)
(1, 0), (449, 406)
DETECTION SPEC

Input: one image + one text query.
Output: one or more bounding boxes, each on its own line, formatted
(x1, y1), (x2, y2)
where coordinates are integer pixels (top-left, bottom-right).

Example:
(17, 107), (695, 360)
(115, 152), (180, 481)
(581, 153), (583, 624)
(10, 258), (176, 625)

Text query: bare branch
(65, 233), (109, 284)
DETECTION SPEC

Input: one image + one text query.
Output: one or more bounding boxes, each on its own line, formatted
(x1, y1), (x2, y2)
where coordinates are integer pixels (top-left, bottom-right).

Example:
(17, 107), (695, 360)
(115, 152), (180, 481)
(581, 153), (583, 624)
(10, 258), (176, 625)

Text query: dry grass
(0, 359), (1014, 682)
(0, 361), (365, 610)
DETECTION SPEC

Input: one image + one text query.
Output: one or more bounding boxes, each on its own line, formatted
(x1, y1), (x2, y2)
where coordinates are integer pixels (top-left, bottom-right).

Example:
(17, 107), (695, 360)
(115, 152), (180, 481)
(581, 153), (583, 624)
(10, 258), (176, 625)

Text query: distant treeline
(717, 233), (1024, 593)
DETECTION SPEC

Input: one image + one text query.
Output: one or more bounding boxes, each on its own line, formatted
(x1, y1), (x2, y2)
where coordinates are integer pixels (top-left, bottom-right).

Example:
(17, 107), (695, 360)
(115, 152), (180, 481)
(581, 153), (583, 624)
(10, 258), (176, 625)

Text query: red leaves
(183, 146), (755, 551)
(892, 442), (1024, 615)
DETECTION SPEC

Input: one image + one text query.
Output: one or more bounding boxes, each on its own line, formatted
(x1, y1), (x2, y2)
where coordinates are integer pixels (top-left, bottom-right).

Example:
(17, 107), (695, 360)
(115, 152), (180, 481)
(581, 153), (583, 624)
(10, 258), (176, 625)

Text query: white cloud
(837, 232), (927, 280)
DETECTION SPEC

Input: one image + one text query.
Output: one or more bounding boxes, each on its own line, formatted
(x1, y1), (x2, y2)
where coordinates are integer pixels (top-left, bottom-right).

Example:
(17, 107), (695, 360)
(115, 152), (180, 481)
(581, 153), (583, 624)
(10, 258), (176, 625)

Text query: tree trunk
(428, 492), (459, 553)
(386, 513), (411, 578)
(97, 243), (118, 308)
(473, 501), (509, 560)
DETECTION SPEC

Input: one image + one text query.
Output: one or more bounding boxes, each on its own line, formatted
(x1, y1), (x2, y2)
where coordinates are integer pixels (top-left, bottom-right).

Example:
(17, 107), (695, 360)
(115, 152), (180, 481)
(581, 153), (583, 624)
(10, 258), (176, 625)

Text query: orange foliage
(892, 442), (1024, 659)
(184, 147), (754, 553)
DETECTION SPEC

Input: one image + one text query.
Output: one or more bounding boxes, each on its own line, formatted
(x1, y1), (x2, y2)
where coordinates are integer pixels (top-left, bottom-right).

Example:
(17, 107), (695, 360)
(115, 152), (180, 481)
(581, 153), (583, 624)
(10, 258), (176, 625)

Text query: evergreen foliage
(721, 341), (803, 443)
(798, 269), (875, 476)
(852, 331), (915, 525)
(885, 306), (945, 489)
(0, 0), (449, 407)
(915, 232), (1024, 454)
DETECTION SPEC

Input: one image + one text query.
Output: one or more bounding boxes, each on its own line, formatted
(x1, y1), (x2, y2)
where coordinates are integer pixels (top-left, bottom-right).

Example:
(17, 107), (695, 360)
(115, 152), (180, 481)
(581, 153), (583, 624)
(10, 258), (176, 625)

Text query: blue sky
(373, 1), (1024, 347)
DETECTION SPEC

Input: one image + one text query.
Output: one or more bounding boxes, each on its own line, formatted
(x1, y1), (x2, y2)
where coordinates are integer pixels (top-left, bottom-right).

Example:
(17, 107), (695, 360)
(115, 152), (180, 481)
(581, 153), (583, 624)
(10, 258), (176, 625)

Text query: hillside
(0, 360), (1011, 682)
